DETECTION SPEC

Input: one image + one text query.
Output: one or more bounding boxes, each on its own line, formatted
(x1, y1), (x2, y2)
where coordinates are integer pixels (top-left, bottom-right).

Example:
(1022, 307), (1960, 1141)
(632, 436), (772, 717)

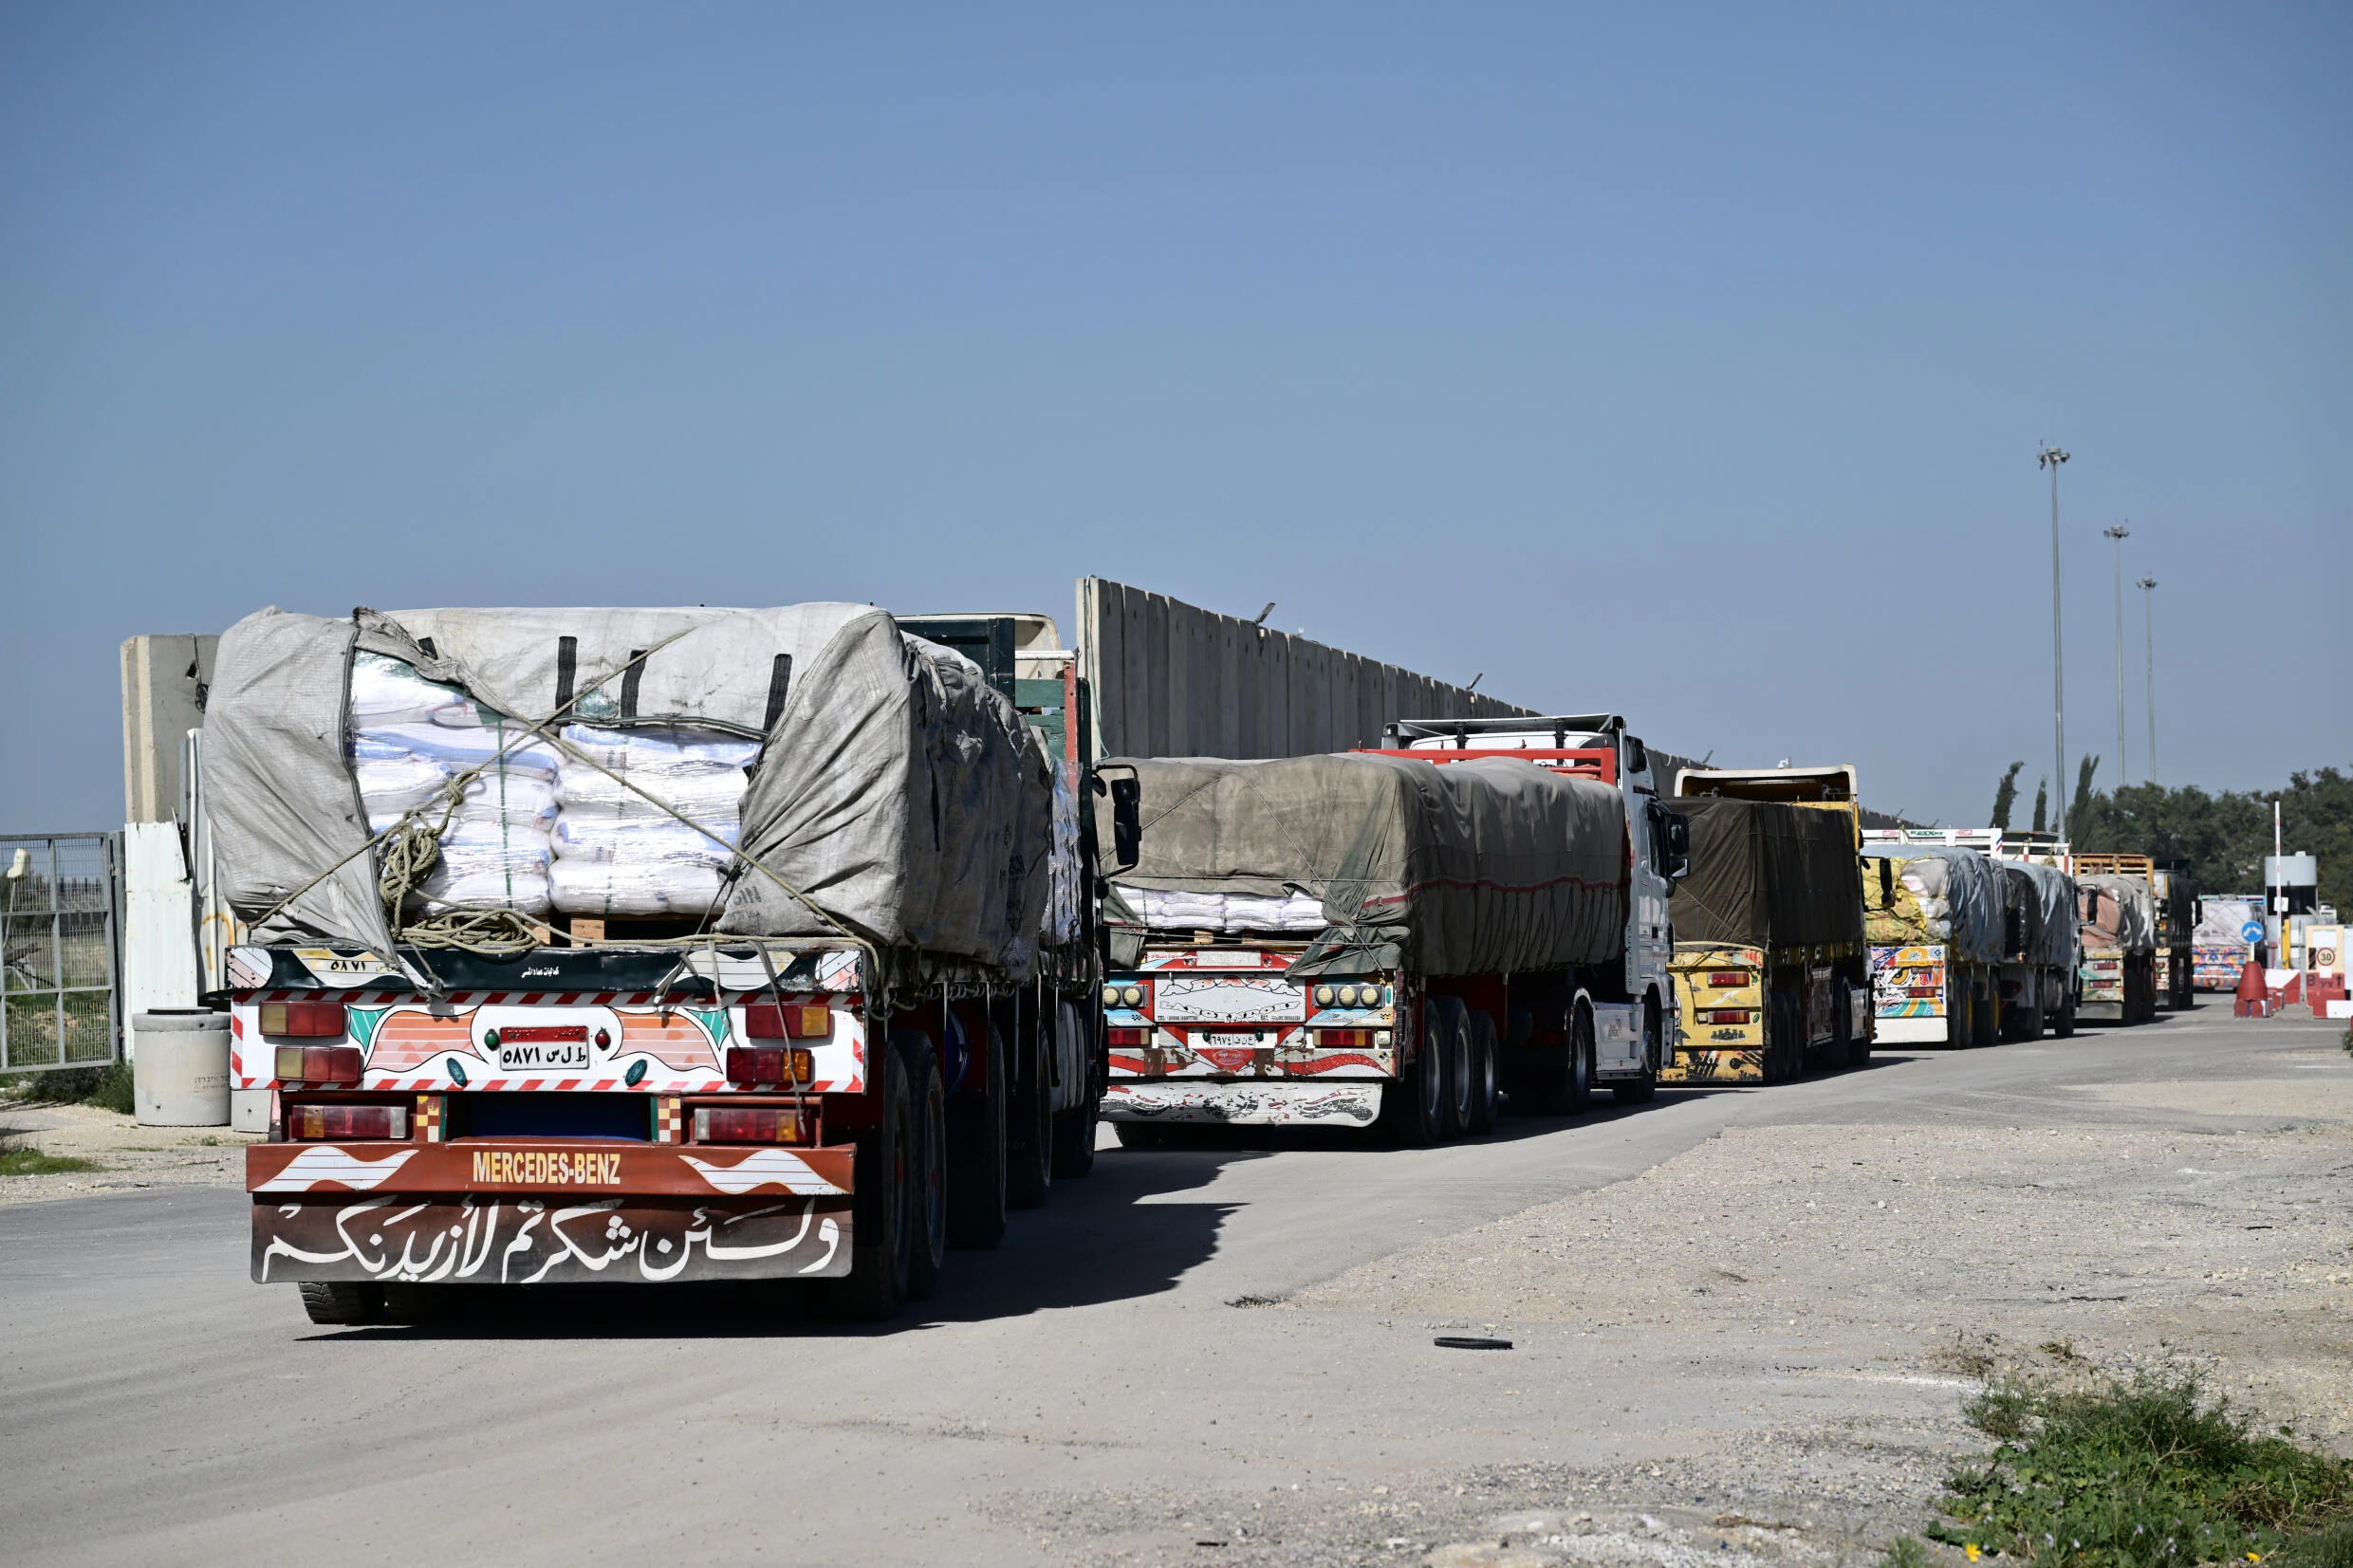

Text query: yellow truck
(1662, 766), (1870, 1083)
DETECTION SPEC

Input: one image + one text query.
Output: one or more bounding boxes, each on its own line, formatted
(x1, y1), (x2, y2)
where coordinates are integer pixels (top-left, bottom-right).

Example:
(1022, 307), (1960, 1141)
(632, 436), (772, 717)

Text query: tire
(1433, 997), (1473, 1140)
(1113, 1120), (1162, 1150)
(946, 1022), (1008, 1250)
(1006, 1012), (1052, 1211)
(1613, 998), (1659, 1104)
(1829, 979), (1855, 1068)
(827, 1037), (917, 1321)
(1780, 989), (1808, 1081)
(903, 1032), (948, 1298)
(1973, 980), (1997, 1047)
(1566, 998), (1596, 1113)
(1465, 1008), (1501, 1134)
(298, 1282), (381, 1325)
(1390, 1001), (1448, 1146)
(2052, 984), (2077, 1039)
(1051, 1108), (1099, 1176)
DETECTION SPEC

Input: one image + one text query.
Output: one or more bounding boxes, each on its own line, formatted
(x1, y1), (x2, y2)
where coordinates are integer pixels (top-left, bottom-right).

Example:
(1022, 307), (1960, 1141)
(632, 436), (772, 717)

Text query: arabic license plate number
(493, 1035), (592, 1072)
(1195, 1031), (1269, 1048)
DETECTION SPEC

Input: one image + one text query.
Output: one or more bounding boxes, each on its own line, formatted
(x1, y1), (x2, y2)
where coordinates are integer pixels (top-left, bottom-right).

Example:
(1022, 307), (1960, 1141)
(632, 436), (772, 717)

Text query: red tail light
(693, 1107), (807, 1145)
(724, 1046), (814, 1086)
(1316, 1028), (1374, 1048)
(1706, 972), (1749, 988)
(1904, 985), (1941, 998)
(273, 1045), (364, 1083)
(743, 1003), (832, 1040)
(258, 1000), (346, 1038)
(1105, 1026), (1148, 1047)
(1697, 1008), (1753, 1025)
(287, 1103), (408, 1140)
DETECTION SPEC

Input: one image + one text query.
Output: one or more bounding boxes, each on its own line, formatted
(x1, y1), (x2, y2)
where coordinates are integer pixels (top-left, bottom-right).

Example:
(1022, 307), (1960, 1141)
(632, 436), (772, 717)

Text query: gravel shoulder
(0, 1097), (257, 1205)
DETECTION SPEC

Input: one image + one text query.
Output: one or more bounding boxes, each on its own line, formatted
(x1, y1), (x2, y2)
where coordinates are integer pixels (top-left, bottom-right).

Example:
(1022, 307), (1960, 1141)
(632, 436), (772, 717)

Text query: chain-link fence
(1, 833), (121, 1072)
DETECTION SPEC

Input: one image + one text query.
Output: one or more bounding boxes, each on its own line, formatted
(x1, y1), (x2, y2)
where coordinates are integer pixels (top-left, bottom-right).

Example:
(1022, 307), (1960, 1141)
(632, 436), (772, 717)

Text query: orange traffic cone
(2234, 958), (2269, 1018)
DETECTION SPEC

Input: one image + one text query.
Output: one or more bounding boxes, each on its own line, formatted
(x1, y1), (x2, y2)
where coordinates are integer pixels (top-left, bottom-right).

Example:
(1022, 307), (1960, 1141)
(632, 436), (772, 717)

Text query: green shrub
(82, 1063), (135, 1116)
(0, 1147), (102, 1176)
(1930, 1374), (2353, 1566)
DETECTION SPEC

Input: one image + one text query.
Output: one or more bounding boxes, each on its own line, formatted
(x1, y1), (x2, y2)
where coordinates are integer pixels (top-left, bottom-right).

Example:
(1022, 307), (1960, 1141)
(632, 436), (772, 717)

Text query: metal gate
(1, 832), (122, 1072)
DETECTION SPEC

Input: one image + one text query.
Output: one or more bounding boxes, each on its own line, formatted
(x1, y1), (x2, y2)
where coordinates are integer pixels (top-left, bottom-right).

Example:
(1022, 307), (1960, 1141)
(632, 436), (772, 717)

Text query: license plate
(491, 1026), (591, 1073)
(1195, 1030), (1272, 1047)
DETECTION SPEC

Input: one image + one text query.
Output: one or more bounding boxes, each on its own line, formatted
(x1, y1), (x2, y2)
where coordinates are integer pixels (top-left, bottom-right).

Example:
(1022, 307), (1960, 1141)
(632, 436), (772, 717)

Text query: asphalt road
(2, 1003), (2337, 1566)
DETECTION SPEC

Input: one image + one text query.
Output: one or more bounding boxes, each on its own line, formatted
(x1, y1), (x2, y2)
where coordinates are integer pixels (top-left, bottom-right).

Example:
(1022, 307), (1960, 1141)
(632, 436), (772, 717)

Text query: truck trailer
(1662, 766), (1869, 1083)
(1094, 714), (1687, 1141)
(2072, 855), (2161, 1024)
(1855, 841), (2010, 1046)
(209, 603), (1113, 1323)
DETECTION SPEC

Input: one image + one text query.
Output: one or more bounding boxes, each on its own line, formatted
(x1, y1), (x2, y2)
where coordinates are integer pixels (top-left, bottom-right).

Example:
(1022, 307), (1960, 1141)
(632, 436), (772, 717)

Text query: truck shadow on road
(311, 1143), (1269, 1343)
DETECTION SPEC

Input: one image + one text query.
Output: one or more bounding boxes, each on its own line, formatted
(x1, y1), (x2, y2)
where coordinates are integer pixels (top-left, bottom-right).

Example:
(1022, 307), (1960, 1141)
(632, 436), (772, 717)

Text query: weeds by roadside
(1918, 1372), (2352, 1566)
(0, 1063), (135, 1115)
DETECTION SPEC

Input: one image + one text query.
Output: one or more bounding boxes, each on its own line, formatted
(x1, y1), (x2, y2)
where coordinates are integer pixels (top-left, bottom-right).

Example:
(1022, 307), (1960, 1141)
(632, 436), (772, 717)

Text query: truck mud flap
(252, 1194), (852, 1284)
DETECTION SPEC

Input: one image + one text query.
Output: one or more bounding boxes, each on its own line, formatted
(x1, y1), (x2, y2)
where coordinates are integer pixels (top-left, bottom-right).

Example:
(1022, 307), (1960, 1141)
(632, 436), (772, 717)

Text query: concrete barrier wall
(1076, 579), (1536, 761)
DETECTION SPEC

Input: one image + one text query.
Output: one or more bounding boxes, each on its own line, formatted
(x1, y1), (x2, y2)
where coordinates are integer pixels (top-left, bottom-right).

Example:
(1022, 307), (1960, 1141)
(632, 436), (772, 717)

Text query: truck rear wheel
(1051, 1108), (1099, 1176)
(1830, 979), (1856, 1068)
(1769, 989), (1804, 1082)
(1006, 1017), (1052, 1211)
(1612, 998), (1660, 1104)
(904, 1033), (949, 1297)
(2052, 985), (2076, 1039)
(829, 1038), (919, 1320)
(1465, 1008), (1501, 1134)
(946, 1021), (1004, 1251)
(1389, 1004), (1449, 1146)
(1973, 980), (1998, 1047)
(1566, 999), (1596, 1113)
(298, 1282), (381, 1326)
(1434, 997), (1473, 1140)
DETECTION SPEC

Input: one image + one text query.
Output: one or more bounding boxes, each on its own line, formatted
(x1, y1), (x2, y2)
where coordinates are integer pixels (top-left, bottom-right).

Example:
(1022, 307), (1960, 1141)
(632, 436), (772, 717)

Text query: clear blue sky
(4, 2), (2344, 831)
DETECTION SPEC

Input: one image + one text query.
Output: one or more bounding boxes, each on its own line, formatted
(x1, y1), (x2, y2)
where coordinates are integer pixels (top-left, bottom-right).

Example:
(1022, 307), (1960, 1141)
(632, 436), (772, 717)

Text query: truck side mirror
(1097, 769), (1141, 875)
(1661, 813), (1690, 881)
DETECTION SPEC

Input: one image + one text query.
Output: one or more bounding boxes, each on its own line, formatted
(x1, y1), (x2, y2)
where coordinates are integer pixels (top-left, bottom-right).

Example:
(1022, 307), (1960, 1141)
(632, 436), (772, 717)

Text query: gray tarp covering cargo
(2195, 896), (2260, 948)
(1997, 865), (2045, 962)
(1667, 799), (1863, 951)
(1094, 753), (1626, 978)
(2007, 860), (2079, 968)
(1856, 844), (2005, 963)
(2077, 875), (2156, 954)
(202, 604), (1054, 976)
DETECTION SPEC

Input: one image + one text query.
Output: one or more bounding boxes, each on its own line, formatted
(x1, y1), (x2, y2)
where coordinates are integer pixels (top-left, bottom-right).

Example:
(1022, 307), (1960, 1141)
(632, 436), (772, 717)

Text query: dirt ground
(0, 1095), (257, 1204)
(1244, 1046), (2353, 1564)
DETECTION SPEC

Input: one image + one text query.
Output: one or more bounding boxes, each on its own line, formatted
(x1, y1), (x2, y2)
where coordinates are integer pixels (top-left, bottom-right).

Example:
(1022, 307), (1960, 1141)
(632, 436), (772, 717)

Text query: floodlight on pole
(2137, 576), (2158, 784)
(2039, 444), (2069, 812)
(2104, 522), (2130, 784)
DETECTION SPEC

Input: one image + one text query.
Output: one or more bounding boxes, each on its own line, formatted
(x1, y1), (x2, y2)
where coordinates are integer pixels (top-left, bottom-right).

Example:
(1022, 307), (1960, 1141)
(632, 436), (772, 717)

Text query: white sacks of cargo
(547, 723), (757, 918)
(204, 604), (1052, 973)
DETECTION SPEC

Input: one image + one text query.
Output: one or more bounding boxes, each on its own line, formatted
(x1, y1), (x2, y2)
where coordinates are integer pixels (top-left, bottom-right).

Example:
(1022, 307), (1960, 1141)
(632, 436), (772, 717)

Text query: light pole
(2040, 444), (2070, 817)
(2104, 522), (2130, 785)
(2137, 575), (2158, 784)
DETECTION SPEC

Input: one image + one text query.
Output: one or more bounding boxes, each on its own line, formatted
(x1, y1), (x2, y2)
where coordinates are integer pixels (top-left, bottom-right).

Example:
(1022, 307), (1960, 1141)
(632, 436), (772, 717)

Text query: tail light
(743, 1003), (831, 1040)
(1105, 1026), (1149, 1047)
(1706, 971), (1748, 988)
(693, 1107), (808, 1145)
(1904, 984), (1941, 998)
(1316, 1028), (1376, 1047)
(1697, 1008), (1752, 1025)
(724, 1045), (814, 1086)
(287, 1103), (408, 1140)
(258, 1000), (346, 1038)
(274, 1045), (364, 1083)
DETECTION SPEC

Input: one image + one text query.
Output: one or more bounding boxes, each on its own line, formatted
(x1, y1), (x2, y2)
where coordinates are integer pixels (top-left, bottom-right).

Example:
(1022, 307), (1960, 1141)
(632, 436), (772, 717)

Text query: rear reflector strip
(287, 1103), (408, 1141)
(1696, 1009), (1752, 1025)
(1706, 972), (1748, 987)
(274, 1044), (364, 1083)
(259, 1000), (346, 1038)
